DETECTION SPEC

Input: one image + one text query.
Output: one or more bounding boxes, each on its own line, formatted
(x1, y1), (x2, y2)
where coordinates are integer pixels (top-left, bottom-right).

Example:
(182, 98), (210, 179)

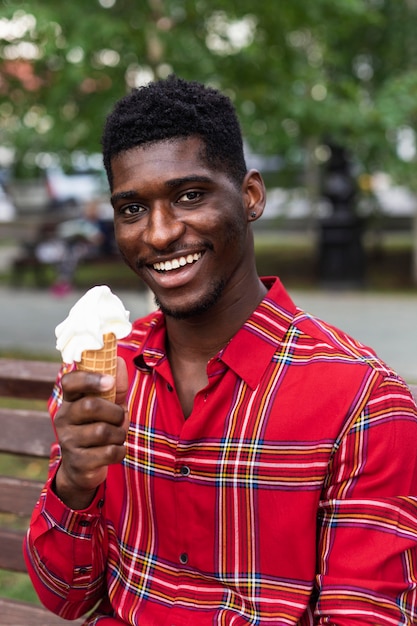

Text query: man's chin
(155, 299), (211, 320)
(154, 280), (225, 320)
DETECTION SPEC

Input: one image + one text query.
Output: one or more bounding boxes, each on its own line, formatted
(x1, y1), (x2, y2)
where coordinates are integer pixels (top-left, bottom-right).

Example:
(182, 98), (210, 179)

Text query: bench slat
(0, 598), (84, 625)
(0, 476), (44, 517)
(0, 528), (26, 572)
(0, 408), (55, 457)
(0, 359), (58, 400)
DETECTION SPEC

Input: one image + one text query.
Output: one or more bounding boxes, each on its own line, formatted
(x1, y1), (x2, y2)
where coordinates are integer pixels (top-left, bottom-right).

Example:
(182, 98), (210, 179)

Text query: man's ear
(242, 169), (266, 223)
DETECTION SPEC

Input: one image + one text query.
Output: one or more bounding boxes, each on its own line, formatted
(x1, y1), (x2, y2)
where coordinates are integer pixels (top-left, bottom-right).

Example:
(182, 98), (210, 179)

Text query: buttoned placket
(169, 355), (227, 574)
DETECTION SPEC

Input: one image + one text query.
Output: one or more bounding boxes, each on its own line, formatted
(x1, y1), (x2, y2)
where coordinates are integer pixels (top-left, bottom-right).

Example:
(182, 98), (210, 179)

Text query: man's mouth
(153, 252), (202, 272)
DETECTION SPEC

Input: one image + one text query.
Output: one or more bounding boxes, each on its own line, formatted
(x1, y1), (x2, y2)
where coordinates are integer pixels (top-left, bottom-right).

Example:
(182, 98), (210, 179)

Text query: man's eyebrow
(111, 175), (213, 204)
(165, 175), (213, 187)
(110, 190), (137, 204)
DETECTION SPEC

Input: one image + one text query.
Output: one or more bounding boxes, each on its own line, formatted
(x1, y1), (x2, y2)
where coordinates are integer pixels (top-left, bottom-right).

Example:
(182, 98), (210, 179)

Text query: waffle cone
(78, 332), (117, 402)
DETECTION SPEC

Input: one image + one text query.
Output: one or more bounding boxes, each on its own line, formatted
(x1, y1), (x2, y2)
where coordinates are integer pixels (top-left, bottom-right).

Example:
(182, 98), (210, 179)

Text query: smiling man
(110, 135), (263, 323)
(25, 76), (417, 625)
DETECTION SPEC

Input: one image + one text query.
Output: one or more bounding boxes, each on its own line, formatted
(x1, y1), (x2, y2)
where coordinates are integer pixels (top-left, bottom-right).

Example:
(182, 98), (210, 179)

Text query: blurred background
(1, 0), (417, 605)
(0, 0), (416, 373)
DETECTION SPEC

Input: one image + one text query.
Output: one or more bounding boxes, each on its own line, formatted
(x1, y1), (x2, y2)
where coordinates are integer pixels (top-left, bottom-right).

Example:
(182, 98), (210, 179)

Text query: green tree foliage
(1, 0), (417, 185)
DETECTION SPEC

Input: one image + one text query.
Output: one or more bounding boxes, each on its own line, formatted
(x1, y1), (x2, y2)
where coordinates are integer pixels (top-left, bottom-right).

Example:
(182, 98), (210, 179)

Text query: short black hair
(101, 75), (247, 189)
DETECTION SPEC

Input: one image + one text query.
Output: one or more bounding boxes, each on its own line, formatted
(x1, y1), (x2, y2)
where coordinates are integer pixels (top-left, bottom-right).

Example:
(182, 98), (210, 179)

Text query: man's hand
(53, 356), (129, 510)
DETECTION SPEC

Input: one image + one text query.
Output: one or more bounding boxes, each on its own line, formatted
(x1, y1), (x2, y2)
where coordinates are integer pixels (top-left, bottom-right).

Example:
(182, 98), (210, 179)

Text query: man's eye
(122, 204), (143, 215)
(178, 191), (202, 203)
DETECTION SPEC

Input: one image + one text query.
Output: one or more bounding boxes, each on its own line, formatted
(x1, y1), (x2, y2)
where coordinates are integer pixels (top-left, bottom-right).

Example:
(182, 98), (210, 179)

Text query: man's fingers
(56, 394), (126, 428)
(53, 358), (129, 508)
(63, 442), (126, 475)
(59, 420), (127, 450)
(61, 357), (128, 405)
(62, 369), (115, 402)
(56, 440), (126, 502)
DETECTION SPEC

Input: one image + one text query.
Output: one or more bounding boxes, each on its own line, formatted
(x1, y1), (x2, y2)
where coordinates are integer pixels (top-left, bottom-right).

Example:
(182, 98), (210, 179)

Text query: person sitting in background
(24, 75), (417, 625)
(49, 199), (104, 296)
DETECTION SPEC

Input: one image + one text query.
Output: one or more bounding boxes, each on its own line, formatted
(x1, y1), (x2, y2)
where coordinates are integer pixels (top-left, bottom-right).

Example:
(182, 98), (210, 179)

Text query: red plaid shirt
(24, 277), (417, 625)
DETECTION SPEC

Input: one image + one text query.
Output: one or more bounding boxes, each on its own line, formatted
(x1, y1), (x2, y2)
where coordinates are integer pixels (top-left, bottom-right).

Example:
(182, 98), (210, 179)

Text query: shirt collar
(220, 277), (296, 388)
(133, 277), (296, 388)
(132, 312), (166, 371)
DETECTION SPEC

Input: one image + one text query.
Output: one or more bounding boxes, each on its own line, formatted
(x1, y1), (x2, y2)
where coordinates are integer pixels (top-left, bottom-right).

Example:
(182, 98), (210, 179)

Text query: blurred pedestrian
(49, 199), (104, 295)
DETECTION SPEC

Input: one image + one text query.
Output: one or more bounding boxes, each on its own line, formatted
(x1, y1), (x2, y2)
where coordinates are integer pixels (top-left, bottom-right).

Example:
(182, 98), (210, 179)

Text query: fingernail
(100, 374), (114, 389)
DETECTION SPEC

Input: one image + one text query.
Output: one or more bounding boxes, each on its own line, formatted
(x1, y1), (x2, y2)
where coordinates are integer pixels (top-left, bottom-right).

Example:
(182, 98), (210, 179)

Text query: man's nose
(142, 204), (185, 250)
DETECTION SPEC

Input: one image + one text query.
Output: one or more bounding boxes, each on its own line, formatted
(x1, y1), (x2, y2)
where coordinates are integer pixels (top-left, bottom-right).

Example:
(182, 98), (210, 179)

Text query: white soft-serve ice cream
(56, 285), (132, 364)
(55, 286), (132, 401)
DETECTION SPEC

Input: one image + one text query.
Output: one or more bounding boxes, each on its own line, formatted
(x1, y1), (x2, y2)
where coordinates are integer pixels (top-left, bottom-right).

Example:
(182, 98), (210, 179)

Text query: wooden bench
(0, 358), (83, 625)
(0, 357), (416, 625)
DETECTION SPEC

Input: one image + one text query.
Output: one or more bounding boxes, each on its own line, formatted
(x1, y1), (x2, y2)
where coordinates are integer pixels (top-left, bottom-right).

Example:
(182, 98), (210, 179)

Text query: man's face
(110, 136), (254, 319)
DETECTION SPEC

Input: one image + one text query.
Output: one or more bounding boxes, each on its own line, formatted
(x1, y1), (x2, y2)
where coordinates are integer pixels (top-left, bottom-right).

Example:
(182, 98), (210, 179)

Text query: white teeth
(153, 252), (202, 272)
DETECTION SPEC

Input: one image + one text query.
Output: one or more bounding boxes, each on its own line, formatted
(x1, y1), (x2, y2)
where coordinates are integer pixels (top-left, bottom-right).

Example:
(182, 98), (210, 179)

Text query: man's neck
(165, 276), (267, 362)
(164, 275), (268, 418)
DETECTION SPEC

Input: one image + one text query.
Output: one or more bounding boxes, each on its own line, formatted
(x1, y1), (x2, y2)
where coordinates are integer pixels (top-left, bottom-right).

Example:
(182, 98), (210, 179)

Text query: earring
(250, 211), (256, 218)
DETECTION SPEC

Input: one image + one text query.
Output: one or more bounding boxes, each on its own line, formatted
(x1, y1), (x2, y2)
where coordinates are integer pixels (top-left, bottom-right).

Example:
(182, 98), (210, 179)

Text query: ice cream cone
(78, 332), (117, 402)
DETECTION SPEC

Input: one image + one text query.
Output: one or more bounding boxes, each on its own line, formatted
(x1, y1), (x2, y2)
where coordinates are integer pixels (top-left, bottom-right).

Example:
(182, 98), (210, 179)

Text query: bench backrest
(0, 357), (417, 575)
(0, 358), (84, 626)
(0, 358), (59, 573)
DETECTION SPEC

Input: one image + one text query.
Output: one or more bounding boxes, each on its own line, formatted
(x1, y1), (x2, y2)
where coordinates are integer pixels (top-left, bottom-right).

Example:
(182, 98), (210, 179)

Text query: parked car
(45, 168), (107, 210)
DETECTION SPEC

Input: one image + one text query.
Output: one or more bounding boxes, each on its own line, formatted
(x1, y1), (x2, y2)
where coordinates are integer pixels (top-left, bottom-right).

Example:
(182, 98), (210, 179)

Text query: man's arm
(23, 462), (108, 620)
(24, 359), (128, 619)
(316, 376), (417, 624)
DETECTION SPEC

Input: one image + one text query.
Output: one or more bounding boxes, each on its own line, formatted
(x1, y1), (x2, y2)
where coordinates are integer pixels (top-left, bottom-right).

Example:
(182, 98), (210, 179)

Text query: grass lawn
(253, 231), (416, 292)
(0, 570), (41, 604)
(72, 233), (417, 293)
(1, 230), (416, 292)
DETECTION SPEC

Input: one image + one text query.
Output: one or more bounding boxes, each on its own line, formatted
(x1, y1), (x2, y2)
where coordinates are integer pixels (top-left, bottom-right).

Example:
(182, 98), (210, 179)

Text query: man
(24, 75), (417, 625)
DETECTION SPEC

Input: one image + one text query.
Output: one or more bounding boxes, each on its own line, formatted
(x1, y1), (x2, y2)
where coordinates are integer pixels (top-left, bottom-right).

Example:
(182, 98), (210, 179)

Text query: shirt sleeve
(23, 363), (109, 621)
(315, 375), (417, 625)
(24, 472), (107, 620)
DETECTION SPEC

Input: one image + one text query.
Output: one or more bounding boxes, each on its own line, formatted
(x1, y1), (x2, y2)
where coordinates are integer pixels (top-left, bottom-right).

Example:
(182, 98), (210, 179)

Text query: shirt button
(167, 383), (173, 392)
(79, 520), (91, 527)
(179, 552), (188, 564)
(97, 499), (105, 508)
(180, 465), (190, 476)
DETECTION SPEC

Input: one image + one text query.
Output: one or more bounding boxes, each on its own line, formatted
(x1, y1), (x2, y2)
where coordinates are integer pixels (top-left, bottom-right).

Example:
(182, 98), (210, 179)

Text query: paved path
(293, 290), (417, 383)
(0, 286), (151, 357)
(0, 285), (416, 382)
